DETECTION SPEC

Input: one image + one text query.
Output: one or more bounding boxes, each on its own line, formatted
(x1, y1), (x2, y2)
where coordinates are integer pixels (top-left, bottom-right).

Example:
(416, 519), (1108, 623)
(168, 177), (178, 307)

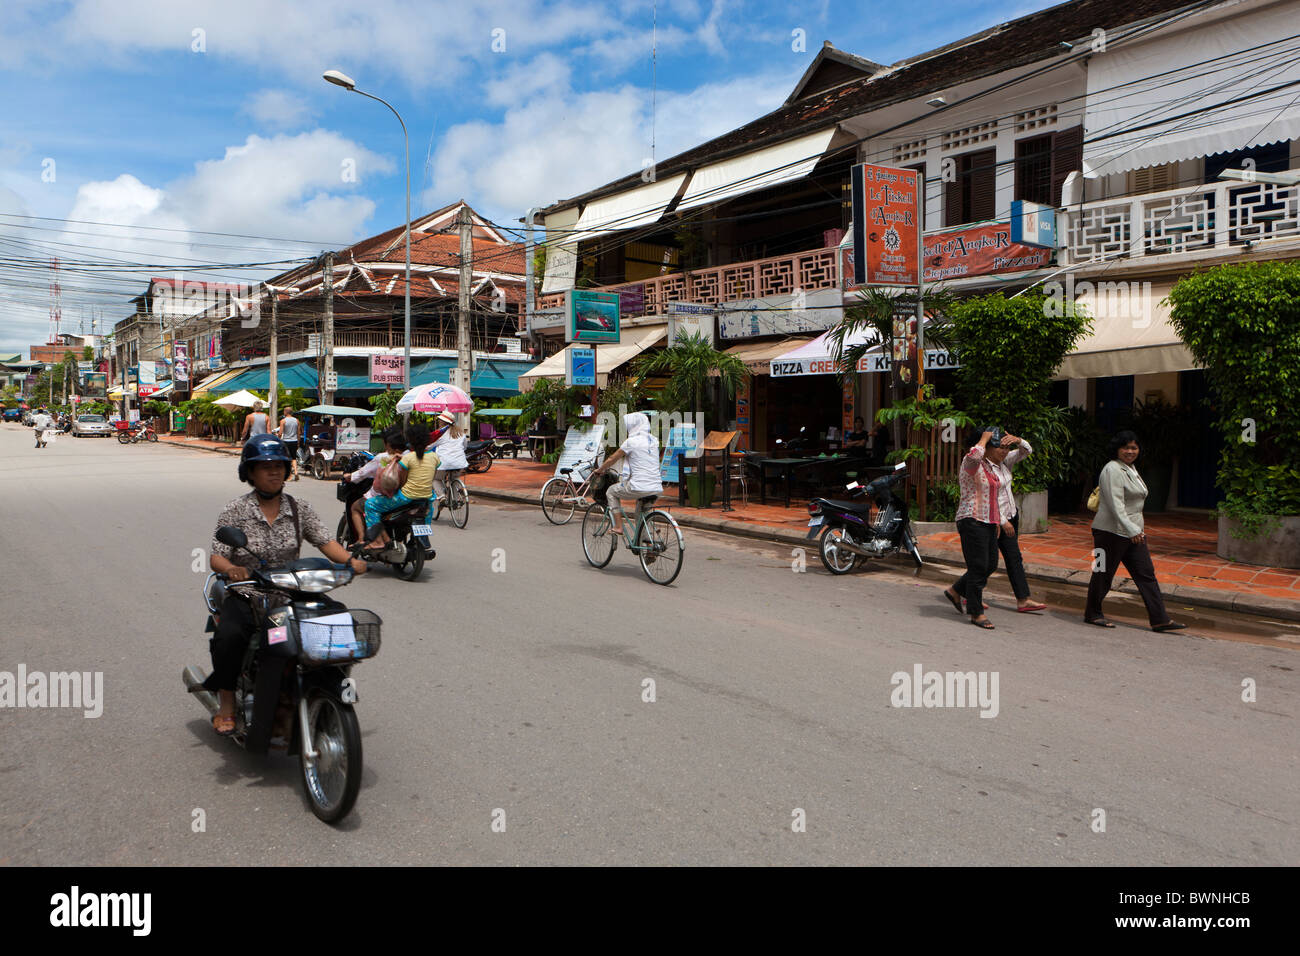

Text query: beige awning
(677, 128), (837, 210)
(1054, 280), (1197, 379)
(722, 336), (817, 375)
(518, 325), (667, 390)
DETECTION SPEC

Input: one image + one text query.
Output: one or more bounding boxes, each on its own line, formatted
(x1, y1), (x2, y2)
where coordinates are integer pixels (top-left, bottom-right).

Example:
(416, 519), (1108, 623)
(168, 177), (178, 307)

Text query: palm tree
(631, 331), (749, 422)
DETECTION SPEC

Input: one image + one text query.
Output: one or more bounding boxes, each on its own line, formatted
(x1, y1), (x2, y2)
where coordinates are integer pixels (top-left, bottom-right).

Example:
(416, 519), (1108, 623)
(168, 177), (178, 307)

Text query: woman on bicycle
(430, 411), (469, 519)
(590, 412), (662, 541)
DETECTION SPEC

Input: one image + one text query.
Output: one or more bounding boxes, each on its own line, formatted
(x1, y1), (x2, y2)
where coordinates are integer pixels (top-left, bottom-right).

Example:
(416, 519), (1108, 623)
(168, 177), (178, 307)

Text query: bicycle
(581, 493), (685, 586)
(434, 469), (469, 529)
(540, 458), (599, 525)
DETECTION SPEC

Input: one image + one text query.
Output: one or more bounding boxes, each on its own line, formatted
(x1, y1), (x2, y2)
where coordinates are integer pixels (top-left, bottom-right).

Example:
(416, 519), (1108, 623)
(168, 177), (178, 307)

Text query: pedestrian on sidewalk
(276, 407), (301, 480)
(942, 427), (1006, 629)
(945, 429), (1048, 616)
(239, 401), (270, 443)
(1085, 430), (1186, 632)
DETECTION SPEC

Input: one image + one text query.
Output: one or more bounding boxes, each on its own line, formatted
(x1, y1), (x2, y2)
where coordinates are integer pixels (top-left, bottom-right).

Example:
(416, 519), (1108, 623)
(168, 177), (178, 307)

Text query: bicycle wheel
(541, 478), (576, 525)
(636, 511), (684, 585)
(581, 504), (616, 568)
(449, 478), (469, 529)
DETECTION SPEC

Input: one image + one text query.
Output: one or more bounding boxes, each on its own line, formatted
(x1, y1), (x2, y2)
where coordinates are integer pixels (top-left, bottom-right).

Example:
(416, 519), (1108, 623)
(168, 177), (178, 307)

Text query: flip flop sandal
(942, 590), (964, 614)
(1085, 618), (1116, 628)
(212, 713), (236, 736)
(1017, 602), (1048, 612)
(971, 618), (995, 629)
(1152, 621), (1188, 632)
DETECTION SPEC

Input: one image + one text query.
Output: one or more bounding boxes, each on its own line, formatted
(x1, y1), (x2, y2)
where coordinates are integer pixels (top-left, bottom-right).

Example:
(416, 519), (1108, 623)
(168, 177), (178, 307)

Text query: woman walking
(1084, 431), (1187, 632)
(941, 428), (1005, 629)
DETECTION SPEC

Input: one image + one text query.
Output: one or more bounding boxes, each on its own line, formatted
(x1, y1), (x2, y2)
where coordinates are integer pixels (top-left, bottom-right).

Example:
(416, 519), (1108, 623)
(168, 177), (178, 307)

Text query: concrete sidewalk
(158, 435), (1300, 622)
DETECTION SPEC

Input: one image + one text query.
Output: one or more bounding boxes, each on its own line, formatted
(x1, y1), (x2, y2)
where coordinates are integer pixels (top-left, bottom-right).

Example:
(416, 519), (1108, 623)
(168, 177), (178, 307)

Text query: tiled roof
(544, 0), (1204, 212)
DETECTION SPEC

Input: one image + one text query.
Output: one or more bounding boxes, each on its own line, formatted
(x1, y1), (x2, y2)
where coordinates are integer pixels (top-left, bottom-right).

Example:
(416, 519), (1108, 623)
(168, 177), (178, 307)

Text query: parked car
(72, 414), (113, 437)
(2, 408), (22, 422)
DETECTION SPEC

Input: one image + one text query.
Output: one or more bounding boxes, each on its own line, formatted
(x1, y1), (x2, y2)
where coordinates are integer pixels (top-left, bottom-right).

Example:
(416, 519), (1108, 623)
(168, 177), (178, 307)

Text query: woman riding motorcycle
(363, 423), (438, 551)
(204, 436), (366, 736)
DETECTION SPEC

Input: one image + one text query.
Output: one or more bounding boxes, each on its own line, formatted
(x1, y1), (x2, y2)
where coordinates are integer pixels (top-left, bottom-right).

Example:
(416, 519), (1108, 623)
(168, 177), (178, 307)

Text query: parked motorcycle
(465, 438), (493, 474)
(117, 418), (157, 444)
(806, 462), (924, 575)
(182, 525), (381, 823)
(334, 452), (434, 581)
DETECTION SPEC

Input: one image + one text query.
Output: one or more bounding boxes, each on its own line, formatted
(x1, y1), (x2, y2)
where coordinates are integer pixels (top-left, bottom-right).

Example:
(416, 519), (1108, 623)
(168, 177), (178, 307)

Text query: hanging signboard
(174, 342), (189, 384)
(923, 222), (1052, 282)
(369, 353), (406, 384)
(83, 372), (107, 398)
(566, 347), (596, 387)
(851, 163), (920, 287)
(667, 302), (715, 347)
(659, 423), (700, 484)
(1010, 200), (1058, 249)
(138, 360), (158, 397)
(335, 417), (372, 453)
(553, 423), (607, 478)
(566, 290), (621, 344)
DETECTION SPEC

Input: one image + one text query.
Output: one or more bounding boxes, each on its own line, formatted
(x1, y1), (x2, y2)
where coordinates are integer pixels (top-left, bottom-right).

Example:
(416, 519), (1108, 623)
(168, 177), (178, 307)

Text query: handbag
(1087, 486), (1100, 512)
(374, 455), (403, 497)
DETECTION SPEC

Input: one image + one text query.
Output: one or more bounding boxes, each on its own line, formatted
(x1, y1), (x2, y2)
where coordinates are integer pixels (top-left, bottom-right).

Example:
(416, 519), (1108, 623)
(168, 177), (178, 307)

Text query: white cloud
(243, 89), (315, 129)
(427, 65), (796, 222)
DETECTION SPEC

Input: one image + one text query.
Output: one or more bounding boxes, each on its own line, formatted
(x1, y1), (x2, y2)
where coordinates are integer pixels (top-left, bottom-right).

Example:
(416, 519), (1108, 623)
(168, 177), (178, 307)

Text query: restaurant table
(526, 434), (560, 459)
(755, 456), (845, 507)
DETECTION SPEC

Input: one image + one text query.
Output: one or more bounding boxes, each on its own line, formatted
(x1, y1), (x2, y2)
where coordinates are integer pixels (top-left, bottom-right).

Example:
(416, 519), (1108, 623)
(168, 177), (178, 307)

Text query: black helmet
(239, 435), (292, 483)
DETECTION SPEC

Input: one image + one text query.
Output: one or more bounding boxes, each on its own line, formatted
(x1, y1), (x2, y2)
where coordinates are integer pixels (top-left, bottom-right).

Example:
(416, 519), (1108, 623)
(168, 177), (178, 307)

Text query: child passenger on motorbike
(343, 428), (408, 542)
(204, 436), (367, 736)
(363, 423), (439, 550)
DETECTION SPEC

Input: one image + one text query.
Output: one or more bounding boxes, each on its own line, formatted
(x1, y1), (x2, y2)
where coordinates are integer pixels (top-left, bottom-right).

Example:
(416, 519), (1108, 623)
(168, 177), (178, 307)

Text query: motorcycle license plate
(411, 524), (432, 536)
(807, 516), (823, 527)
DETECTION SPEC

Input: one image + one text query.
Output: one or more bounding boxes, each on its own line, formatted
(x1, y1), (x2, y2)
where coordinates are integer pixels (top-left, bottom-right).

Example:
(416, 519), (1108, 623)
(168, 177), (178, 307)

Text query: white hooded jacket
(618, 413), (663, 494)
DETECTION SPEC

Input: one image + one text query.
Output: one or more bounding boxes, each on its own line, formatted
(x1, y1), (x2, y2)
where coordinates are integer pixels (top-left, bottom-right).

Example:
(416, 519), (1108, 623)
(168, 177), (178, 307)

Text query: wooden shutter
(969, 148), (996, 222)
(944, 170), (963, 227)
(1050, 126), (1084, 206)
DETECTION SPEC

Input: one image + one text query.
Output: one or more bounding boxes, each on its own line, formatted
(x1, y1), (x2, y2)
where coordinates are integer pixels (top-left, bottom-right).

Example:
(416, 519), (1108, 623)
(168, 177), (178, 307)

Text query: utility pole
(267, 284), (278, 424)
(456, 205), (473, 427)
(323, 252), (335, 406)
(525, 207), (537, 356)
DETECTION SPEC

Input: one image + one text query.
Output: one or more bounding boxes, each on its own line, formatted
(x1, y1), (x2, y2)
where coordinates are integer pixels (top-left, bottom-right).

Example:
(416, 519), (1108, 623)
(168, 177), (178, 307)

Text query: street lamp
(323, 69), (412, 392)
(1218, 168), (1300, 186)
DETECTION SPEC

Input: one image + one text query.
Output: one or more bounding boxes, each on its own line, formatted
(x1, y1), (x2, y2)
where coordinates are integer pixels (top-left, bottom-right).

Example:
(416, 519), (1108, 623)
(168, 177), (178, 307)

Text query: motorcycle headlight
(288, 568), (354, 592)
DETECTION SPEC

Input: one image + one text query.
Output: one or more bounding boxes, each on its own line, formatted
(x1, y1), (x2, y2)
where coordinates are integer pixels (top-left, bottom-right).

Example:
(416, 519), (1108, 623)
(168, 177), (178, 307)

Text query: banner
(369, 353), (406, 384)
(83, 372), (107, 399)
(922, 223), (1052, 282)
(852, 163), (920, 287)
(667, 301), (715, 347)
(566, 290), (621, 344)
(553, 424), (607, 478)
(174, 342), (189, 384)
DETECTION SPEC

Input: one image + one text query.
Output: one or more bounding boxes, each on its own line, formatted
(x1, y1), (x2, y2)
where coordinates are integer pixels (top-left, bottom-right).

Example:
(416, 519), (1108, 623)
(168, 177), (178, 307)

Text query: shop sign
(659, 423), (700, 484)
(717, 289), (841, 340)
(336, 417), (371, 452)
(618, 284), (645, 316)
(923, 223), (1051, 282)
(566, 347), (595, 387)
(531, 307), (565, 332)
(369, 353), (406, 384)
(566, 290), (621, 344)
(855, 350), (962, 373)
(667, 302), (715, 347)
(852, 163), (920, 287)
(1010, 200), (1057, 249)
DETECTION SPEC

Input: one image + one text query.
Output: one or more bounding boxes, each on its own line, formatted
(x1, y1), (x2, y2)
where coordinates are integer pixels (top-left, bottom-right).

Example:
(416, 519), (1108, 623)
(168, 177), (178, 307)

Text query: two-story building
(529, 0), (1300, 506)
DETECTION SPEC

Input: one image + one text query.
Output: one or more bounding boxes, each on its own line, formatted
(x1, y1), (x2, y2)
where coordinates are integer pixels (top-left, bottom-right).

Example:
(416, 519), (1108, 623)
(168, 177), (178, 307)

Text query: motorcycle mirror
(215, 526), (248, 550)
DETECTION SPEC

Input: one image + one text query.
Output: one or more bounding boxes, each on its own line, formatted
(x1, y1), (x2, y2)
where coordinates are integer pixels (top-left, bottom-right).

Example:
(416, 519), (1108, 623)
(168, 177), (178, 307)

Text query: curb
(157, 436), (240, 456)
(466, 483), (1300, 623)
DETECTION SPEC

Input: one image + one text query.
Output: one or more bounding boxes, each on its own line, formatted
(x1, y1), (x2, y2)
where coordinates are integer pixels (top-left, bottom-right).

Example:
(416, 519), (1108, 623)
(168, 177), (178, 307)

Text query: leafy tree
(515, 377), (586, 433)
(1167, 262), (1300, 533)
(948, 292), (1092, 492)
(630, 331), (748, 422)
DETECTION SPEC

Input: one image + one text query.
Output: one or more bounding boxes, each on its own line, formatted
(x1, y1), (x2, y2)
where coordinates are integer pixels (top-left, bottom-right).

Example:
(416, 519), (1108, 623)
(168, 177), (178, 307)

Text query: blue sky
(0, 0), (1046, 354)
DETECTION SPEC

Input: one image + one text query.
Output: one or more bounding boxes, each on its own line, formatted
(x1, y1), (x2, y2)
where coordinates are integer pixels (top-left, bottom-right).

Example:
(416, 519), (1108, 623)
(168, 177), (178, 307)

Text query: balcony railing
(1064, 169), (1300, 263)
(539, 245), (841, 316)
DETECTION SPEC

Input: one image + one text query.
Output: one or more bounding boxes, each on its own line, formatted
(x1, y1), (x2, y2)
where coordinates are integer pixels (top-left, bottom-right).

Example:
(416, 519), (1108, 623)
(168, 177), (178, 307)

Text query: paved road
(0, 423), (1296, 865)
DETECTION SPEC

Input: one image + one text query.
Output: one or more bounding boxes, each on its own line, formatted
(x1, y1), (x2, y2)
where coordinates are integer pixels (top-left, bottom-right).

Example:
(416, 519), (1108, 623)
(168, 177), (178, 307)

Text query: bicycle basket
(591, 471), (618, 505)
(295, 608), (382, 664)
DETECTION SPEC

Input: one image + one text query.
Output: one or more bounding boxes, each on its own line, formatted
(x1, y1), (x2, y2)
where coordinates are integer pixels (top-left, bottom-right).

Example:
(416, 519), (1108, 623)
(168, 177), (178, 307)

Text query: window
(1015, 135), (1053, 206)
(944, 149), (996, 226)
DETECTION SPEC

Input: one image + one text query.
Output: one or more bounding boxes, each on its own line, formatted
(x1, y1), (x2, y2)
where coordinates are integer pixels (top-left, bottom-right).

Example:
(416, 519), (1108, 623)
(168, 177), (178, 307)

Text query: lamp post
(323, 69), (412, 392)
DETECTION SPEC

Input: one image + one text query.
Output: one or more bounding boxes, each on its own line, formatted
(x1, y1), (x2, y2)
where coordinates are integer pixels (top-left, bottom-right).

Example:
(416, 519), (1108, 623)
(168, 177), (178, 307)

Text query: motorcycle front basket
(295, 608), (382, 665)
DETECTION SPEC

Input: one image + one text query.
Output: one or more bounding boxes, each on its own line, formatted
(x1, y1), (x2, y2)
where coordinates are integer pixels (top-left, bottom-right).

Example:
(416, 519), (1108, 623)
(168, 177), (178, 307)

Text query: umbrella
(213, 389), (263, 409)
(395, 382), (473, 414)
(299, 404), (376, 418)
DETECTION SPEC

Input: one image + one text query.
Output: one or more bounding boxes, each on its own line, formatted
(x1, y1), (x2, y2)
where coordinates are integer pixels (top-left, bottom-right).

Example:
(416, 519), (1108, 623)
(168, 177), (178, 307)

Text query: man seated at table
(844, 416), (871, 455)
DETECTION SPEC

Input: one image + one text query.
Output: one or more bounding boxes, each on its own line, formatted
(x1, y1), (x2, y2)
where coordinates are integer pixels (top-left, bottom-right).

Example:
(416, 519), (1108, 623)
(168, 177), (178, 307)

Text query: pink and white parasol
(394, 382), (473, 414)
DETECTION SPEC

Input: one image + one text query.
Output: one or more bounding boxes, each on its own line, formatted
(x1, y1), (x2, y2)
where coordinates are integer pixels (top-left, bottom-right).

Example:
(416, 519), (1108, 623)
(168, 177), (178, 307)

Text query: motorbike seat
(818, 498), (874, 513)
(383, 502), (430, 524)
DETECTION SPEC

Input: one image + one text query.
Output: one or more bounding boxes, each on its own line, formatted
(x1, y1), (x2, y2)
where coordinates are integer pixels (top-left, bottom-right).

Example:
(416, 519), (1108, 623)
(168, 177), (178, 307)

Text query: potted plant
(1168, 261), (1300, 568)
(1049, 406), (1107, 514)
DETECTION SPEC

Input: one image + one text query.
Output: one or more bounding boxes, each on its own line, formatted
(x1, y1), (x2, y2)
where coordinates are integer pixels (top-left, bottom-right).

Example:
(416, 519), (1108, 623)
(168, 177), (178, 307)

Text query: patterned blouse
(211, 492), (332, 570)
(954, 443), (1002, 525)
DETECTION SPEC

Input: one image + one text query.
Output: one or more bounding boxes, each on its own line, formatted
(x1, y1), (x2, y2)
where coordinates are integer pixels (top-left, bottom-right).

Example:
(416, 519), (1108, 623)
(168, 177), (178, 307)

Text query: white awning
(518, 325), (667, 390)
(722, 336), (817, 375)
(1083, 3), (1300, 175)
(677, 127), (838, 211)
(540, 206), (579, 296)
(768, 325), (880, 376)
(570, 174), (687, 244)
(1054, 280), (1196, 379)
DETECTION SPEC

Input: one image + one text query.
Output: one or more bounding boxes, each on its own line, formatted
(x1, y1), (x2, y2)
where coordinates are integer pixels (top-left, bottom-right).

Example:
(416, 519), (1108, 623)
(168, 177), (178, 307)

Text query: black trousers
(202, 594), (258, 693)
(1085, 529), (1170, 626)
(953, 518), (999, 615)
(998, 512), (1031, 600)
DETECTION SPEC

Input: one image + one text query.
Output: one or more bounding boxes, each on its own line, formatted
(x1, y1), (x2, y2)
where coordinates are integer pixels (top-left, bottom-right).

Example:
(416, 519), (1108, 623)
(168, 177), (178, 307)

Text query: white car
(72, 414), (112, 437)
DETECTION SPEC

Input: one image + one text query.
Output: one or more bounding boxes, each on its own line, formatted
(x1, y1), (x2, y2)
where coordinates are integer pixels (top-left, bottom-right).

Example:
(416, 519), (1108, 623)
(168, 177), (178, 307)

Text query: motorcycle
(117, 419), (157, 444)
(806, 462), (924, 575)
(334, 451), (434, 581)
(465, 438), (493, 474)
(182, 525), (381, 824)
